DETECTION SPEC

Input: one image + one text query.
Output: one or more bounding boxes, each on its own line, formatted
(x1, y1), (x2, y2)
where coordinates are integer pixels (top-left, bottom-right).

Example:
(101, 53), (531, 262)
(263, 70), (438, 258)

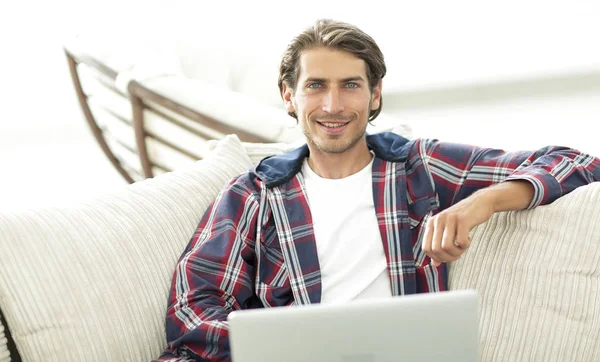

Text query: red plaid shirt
(156, 133), (600, 361)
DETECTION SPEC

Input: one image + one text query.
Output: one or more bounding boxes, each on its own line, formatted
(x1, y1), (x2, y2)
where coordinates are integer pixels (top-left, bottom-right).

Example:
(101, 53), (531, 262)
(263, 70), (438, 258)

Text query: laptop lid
(228, 289), (479, 362)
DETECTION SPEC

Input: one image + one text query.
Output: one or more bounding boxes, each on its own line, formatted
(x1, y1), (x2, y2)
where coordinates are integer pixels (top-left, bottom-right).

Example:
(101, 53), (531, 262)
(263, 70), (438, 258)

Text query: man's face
(282, 47), (381, 155)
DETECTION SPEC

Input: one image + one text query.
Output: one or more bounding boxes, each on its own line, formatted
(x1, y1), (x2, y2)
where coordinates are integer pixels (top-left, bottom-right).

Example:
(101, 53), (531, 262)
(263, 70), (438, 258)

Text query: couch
(1, 132), (599, 362)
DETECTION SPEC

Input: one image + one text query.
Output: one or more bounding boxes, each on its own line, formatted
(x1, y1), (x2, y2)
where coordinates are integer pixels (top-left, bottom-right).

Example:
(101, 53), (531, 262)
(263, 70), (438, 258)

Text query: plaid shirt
(156, 133), (600, 361)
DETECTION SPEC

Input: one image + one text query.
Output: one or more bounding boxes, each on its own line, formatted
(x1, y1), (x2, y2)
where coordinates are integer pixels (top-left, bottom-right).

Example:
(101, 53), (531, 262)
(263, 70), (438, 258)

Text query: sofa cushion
(0, 135), (253, 361)
(449, 182), (600, 361)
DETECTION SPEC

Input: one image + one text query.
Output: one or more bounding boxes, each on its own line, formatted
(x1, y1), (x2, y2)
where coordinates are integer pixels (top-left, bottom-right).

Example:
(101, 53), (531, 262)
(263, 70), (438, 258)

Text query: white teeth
(320, 122), (347, 128)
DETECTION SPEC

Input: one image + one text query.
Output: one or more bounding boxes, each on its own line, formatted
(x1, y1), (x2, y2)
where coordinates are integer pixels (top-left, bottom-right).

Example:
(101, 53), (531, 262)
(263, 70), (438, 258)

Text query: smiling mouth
(317, 121), (350, 128)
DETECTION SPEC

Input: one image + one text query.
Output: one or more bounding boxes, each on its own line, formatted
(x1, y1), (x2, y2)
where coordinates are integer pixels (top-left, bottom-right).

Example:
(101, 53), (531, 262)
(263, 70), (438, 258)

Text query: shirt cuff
(504, 169), (562, 209)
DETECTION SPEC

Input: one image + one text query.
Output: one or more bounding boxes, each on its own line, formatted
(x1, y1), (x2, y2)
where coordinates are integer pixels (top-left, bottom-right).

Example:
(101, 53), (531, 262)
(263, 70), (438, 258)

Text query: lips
(317, 121), (350, 128)
(316, 120), (350, 134)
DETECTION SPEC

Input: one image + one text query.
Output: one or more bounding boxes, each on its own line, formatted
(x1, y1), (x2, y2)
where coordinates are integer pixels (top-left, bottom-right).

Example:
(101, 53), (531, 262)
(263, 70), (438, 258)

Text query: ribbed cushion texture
(449, 182), (600, 361)
(0, 320), (8, 362)
(0, 135), (253, 361)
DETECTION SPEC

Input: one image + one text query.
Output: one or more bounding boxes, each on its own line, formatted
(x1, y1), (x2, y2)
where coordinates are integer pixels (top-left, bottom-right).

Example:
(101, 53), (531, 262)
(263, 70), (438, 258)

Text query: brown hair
(278, 19), (387, 121)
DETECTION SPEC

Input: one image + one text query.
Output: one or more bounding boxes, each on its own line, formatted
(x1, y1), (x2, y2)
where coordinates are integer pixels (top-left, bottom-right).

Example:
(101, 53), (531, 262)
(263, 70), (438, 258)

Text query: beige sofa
(1, 133), (599, 362)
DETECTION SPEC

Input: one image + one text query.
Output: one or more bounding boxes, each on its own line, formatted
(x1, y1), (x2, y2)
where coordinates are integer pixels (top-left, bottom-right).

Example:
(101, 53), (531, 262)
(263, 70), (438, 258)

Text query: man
(156, 19), (600, 361)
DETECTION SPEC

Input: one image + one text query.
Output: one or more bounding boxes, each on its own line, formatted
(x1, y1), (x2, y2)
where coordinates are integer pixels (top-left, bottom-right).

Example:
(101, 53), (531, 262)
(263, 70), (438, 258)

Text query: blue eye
(346, 83), (359, 89)
(308, 83), (322, 89)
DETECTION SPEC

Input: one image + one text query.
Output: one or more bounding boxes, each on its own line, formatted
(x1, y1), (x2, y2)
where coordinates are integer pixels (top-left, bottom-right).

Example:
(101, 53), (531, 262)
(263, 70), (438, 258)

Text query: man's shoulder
(252, 144), (309, 189)
(367, 132), (418, 162)
(223, 170), (264, 200)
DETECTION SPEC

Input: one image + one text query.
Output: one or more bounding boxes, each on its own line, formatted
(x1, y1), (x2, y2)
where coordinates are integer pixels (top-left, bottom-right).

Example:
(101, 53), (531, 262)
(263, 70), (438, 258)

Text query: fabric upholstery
(449, 182), (600, 361)
(0, 135), (253, 362)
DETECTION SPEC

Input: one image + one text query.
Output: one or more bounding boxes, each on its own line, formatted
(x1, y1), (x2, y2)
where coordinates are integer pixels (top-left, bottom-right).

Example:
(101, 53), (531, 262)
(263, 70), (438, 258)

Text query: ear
(370, 79), (382, 110)
(281, 83), (296, 113)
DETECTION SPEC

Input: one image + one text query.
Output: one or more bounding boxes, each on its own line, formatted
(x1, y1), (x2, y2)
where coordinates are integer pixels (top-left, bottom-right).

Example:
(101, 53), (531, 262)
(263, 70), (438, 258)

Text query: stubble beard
(302, 118), (367, 154)
(296, 98), (373, 155)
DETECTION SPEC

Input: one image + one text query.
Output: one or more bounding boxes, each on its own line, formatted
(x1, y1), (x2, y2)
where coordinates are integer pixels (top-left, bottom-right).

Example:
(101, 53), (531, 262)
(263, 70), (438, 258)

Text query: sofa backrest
(0, 135), (254, 362)
(449, 182), (600, 361)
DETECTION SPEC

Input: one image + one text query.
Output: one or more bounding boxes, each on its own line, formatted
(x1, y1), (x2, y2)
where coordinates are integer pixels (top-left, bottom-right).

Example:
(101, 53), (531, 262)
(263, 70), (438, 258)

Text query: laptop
(228, 289), (479, 362)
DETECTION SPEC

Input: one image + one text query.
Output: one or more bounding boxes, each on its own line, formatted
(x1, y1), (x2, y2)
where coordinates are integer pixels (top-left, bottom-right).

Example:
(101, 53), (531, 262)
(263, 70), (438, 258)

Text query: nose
(322, 87), (344, 114)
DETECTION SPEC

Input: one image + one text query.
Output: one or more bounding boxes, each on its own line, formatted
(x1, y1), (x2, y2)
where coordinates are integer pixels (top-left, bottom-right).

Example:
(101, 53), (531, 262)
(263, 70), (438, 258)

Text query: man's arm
(412, 139), (600, 266)
(154, 176), (260, 362)
(484, 179), (535, 212)
(422, 180), (534, 266)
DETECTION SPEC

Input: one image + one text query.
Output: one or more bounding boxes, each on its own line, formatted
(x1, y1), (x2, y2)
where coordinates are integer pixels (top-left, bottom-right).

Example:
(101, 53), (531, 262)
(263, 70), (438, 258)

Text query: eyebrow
(304, 76), (366, 83)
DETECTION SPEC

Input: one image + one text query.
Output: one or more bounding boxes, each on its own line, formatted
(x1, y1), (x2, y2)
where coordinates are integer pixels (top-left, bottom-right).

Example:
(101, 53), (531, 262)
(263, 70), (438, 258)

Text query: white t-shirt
(301, 156), (393, 304)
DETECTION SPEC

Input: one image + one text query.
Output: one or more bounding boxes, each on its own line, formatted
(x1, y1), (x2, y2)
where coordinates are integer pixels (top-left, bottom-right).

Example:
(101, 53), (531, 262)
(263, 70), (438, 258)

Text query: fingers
(436, 218), (462, 262)
(456, 222), (472, 249)
(422, 214), (468, 266)
(422, 217), (434, 262)
(429, 219), (446, 267)
(431, 219), (455, 262)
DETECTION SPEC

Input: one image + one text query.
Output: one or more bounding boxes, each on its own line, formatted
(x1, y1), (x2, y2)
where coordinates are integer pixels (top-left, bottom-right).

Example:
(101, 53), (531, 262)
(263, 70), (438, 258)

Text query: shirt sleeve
(410, 139), (600, 293)
(154, 176), (260, 362)
(413, 139), (600, 211)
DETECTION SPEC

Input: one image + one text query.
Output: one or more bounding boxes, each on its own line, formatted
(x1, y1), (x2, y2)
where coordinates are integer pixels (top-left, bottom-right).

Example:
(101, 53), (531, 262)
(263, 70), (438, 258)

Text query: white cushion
(140, 76), (301, 143)
(242, 141), (297, 165)
(449, 182), (600, 361)
(114, 57), (183, 95)
(0, 135), (253, 361)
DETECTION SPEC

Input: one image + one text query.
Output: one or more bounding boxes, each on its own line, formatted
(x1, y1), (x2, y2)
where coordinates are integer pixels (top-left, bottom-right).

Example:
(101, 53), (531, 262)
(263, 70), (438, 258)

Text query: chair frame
(65, 50), (271, 183)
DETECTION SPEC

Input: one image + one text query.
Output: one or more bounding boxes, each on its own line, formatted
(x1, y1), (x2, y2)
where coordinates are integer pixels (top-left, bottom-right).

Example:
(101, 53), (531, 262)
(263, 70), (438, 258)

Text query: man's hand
(422, 180), (535, 266)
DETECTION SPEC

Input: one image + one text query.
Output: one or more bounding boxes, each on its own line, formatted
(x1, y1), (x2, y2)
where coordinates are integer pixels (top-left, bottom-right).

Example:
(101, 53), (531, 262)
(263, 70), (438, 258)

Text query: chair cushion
(449, 182), (600, 361)
(0, 135), (253, 361)
(140, 76), (300, 143)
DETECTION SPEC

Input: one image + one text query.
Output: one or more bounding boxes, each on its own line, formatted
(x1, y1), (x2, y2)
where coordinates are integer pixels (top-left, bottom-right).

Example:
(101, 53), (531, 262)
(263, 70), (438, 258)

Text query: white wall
(0, 0), (599, 211)
(0, 0), (167, 210)
(393, 92), (600, 154)
(169, 0), (600, 153)
(169, 1), (600, 88)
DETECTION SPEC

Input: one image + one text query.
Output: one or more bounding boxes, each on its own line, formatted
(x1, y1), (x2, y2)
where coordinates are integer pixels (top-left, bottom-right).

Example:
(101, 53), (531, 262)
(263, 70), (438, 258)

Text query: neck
(306, 140), (373, 179)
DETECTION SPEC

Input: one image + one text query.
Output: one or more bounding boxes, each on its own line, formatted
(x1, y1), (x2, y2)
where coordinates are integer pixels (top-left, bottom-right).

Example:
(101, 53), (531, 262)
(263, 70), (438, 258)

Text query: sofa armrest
(449, 182), (600, 361)
(0, 135), (254, 362)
